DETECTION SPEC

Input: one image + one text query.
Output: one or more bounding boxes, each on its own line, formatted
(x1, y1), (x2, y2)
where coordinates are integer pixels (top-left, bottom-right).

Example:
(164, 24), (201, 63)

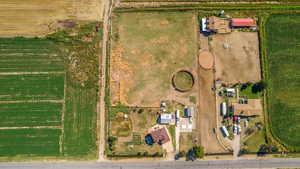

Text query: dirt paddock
(0, 0), (102, 37)
(211, 32), (261, 84)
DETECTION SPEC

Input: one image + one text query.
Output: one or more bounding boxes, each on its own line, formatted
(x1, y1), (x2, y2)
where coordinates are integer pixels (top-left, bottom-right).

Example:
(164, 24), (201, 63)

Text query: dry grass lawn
(0, 0), (102, 37)
(110, 12), (198, 107)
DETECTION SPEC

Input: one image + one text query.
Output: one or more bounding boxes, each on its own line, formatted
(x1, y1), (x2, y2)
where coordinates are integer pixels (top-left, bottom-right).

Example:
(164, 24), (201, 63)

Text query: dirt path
(198, 68), (225, 154)
(116, 1), (280, 8)
(232, 134), (241, 158)
(98, 0), (114, 161)
(197, 33), (225, 154)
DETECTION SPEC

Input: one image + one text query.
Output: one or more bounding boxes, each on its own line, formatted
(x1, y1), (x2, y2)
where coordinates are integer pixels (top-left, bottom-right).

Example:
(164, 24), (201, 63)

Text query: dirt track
(198, 67), (225, 154)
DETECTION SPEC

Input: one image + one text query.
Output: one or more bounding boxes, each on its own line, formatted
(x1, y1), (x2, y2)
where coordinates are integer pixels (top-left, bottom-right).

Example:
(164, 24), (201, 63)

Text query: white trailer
(221, 102), (227, 116)
(201, 18), (208, 32)
(221, 126), (229, 137)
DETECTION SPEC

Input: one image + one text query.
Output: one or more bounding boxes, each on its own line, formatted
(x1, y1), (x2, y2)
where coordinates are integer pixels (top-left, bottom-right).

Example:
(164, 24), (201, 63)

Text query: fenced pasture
(0, 128), (61, 156)
(110, 12), (198, 107)
(0, 102), (62, 127)
(0, 38), (64, 72)
(265, 14), (300, 151)
(0, 74), (64, 101)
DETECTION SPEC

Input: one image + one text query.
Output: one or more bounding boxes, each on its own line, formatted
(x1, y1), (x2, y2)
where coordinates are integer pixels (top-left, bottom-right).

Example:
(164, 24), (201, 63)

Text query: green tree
(252, 81), (267, 93)
(193, 146), (204, 159)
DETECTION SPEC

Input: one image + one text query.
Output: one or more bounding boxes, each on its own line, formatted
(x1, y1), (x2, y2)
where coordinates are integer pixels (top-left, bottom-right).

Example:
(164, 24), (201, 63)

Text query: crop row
(0, 74), (64, 101)
(0, 128), (61, 156)
(0, 38), (64, 72)
(0, 102), (62, 127)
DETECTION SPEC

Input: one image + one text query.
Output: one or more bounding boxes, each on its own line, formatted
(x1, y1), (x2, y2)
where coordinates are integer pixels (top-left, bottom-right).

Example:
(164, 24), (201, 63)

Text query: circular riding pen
(172, 70), (195, 92)
(199, 50), (214, 70)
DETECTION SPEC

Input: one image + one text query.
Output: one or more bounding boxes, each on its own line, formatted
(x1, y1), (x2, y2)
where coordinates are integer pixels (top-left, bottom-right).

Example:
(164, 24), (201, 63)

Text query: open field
(0, 102), (62, 127)
(0, 22), (102, 159)
(0, 38), (64, 72)
(0, 0), (102, 37)
(265, 14), (300, 151)
(110, 12), (198, 107)
(211, 32), (261, 84)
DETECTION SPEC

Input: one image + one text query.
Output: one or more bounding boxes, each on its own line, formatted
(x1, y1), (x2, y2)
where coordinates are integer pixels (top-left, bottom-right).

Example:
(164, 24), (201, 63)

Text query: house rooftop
(231, 18), (256, 27)
(150, 128), (170, 144)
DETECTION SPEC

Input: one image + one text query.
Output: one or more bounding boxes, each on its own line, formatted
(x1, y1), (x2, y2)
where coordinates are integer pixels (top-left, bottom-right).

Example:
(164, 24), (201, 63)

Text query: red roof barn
(150, 128), (170, 144)
(231, 18), (256, 27)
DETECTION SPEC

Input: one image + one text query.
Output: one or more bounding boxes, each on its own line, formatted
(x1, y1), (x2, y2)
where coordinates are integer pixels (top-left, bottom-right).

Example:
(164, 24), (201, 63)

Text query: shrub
(252, 81), (267, 93)
(193, 146), (204, 159)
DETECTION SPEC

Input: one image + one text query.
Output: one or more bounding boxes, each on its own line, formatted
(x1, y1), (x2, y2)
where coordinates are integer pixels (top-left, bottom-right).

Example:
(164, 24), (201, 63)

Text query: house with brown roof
(150, 127), (170, 144)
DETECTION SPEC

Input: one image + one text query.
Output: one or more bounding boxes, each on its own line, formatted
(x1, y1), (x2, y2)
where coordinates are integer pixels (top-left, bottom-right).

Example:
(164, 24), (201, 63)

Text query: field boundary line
(59, 74), (67, 154)
(0, 126), (62, 130)
(0, 100), (64, 104)
(0, 72), (65, 75)
(116, 1), (281, 8)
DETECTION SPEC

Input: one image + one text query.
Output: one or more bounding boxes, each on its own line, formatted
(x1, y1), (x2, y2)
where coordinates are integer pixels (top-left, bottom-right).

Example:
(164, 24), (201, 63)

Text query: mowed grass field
(265, 14), (300, 151)
(110, 12), (198, 106)
(0, 23), (101, 159)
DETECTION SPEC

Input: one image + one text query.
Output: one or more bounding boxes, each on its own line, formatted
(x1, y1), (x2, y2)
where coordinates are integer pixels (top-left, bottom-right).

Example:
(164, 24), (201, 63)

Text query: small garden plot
(211, 32), (261, 84)
(109, 108), (164, 156)
(110, 12), (198, 107)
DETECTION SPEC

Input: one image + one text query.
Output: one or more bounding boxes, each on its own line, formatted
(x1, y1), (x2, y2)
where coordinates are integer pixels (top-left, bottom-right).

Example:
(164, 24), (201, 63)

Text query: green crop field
(0, 74), (64, 101)
(0, 22), (101, 159)
(0, 102), (62, 127)
(0, 38), (64, 72)
(265, 14), (300, 151)
(0, 128), (61, 156)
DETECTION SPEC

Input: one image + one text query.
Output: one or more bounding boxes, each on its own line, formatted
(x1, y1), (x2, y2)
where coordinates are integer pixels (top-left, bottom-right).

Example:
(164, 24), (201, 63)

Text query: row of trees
(176, 146), (204, 161)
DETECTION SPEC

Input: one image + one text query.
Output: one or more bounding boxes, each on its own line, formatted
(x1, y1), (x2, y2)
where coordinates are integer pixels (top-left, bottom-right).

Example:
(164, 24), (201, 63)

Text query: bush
(252, 81), (267, 93)
(108, 136), (117, 151)
(193, 146), (204, 159)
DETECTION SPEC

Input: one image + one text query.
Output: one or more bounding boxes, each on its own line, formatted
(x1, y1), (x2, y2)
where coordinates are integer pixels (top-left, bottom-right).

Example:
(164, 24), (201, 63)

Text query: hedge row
(115, 4), (300, 12)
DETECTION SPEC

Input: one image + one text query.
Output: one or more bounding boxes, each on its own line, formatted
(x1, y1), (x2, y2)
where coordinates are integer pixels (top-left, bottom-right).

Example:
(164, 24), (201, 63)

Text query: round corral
(199, 50), (214, 69)
(172, 70), (195, 92)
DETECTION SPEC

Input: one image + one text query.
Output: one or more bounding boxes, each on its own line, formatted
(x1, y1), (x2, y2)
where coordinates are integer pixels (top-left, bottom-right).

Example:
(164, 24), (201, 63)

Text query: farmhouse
(231, 18), (256, 27)
(203, 16), (231, 33)
(150, 128), (170, 144)
(159, 114), (174, 124)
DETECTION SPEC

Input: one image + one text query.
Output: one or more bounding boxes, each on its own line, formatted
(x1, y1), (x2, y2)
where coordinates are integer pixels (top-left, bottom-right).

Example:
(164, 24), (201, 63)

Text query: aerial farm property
(106, 8), (300, 160)
(0, 0), (300, 162)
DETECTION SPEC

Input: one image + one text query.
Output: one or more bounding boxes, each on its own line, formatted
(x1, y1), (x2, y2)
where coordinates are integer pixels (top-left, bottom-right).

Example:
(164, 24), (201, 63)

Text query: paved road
(1, 158), (300, 169)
